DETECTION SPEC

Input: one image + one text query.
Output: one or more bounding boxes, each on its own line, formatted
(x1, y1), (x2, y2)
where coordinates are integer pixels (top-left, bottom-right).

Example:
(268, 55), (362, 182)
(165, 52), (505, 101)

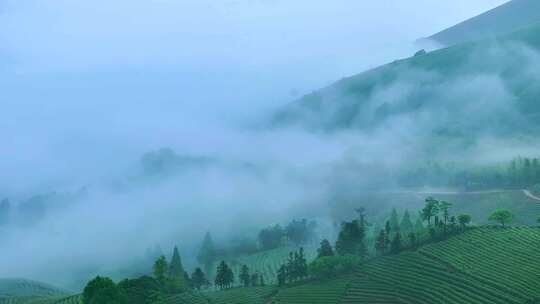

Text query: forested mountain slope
(273, 23), (540, 142)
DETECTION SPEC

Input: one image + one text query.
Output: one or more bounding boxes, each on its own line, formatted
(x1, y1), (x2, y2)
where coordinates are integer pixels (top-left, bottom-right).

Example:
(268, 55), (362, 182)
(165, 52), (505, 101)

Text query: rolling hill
(428, 0), (540, 46)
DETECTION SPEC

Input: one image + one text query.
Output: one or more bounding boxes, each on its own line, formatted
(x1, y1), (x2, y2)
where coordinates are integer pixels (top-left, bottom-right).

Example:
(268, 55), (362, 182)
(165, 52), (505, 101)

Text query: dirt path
(522, 189), (540, 201)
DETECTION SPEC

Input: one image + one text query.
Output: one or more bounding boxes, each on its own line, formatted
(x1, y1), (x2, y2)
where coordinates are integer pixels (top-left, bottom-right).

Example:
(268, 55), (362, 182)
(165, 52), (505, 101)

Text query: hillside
(0, 279), (68, 299)
(272, 227), (540, 304)
(428, 0), (540, 46)
(272, 23), (540, 149)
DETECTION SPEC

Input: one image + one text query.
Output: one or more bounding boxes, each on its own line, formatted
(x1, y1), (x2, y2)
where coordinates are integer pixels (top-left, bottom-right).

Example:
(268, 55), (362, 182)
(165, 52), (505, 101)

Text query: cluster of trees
(84, 245), (212, 303)
(276, 248), (308, 286)
(399, 157), (540, 190)
(258, 219), (317, 251)
(239, 265), (265, 287)
(214, 261), (234, 290)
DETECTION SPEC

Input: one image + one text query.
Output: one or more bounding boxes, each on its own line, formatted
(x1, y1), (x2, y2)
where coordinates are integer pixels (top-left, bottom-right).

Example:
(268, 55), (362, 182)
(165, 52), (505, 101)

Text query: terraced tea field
(270, 227), (540, 304)
(204, 286), (276, 304)
(272, 277), (352, 304)
(341, 227), (540, 304)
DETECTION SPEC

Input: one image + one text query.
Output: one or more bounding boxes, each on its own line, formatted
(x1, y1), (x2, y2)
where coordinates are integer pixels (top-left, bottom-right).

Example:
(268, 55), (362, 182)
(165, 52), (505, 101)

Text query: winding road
(522, 189), (540, 201)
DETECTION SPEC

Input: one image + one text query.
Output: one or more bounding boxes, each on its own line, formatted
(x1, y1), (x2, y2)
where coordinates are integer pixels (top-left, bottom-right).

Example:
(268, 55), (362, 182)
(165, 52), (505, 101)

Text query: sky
(0, 0), (512, 289)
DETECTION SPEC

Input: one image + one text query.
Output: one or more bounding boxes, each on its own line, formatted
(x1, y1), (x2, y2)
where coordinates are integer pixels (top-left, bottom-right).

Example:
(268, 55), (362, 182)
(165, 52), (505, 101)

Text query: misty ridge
(4, 0), (540, 297)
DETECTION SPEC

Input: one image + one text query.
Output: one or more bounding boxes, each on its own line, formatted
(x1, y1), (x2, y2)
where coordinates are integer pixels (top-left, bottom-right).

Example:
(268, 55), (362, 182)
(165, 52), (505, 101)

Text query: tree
(390, 208), (400, 232)
(390, 232), (402, 254)
(414, 217), (424, 232)
(489, 209), (513, 227)
(400, 210), (413, 233)
(250, 273), (259, 287)
(537, 216), (540, 225)
(335, 220), (364, 256)
(408, 232), (417, 248)
(258, 225), (284, 250)
(277, 265), (286, 286)
(421, 197), (439, 225)
(285, 219), (317, 246)
(168, 246), (188, 291)
(214, 261), (231, 290)
(457, 214), (472, 228)
(197, 232), (216, 277)
(374, 230), (387, 255)
(83, 276), (127, 304)
(384, 221), (391, 249)
(439, 201), (452, 226)
(297, 247), (308, 279)
(153, 256), (168, 284)
(239, 265), (250, 287)
(317, 239), (335, 258)
(191, 268), (208, 290)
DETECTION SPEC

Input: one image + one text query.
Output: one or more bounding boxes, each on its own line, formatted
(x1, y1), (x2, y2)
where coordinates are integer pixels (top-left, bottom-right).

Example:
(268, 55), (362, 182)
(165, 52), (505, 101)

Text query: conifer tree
(197, 232), (216, 277)
(375, 229), (387, 255)
(408, 232), (417, 248)
(317, 239), (335, 258)
(384, 221), (391, 248)
(168, 246), (189, 291)
(250, 273), (259, 287)
(239, 265), (250, 287)
(390, 208), (400, 232)
(414, 217), (424, 232)
(390, 232), (402, 254)
(214, 261), (230, 290)
(277, 265), (286, 286)
(400, 210), (413, 232)
(298, 247), (308, 279)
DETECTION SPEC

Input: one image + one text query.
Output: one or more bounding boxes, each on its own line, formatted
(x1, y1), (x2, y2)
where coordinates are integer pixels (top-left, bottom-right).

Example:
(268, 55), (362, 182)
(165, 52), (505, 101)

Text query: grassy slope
(272, 227), (540, 304)
(429, 0), (540, 46)
(273, 22), (540, 132)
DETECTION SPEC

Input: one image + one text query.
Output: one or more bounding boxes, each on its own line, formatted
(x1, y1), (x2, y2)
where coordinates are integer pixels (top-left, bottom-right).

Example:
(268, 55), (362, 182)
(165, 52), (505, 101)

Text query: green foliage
(285, 219), (317, 246)
(389, 232), (402, 254)
(190, 268), (208, 291)
(400, 210), (413, 233)
(489, 209), (514, 227)
(258, 225), (284, 251)
(214, 261), (234, 290)
(335, 220), (366, 256)
(389, 208), (400, 232)
(168, 247), (189, 292)
(421, 197), (440, 225)
(308, 255), (361, 279)
(239, 265), (250, 287)
(276, 247), (309, 285)
(117, 276), (163, 304)
(374, 229), (387, 255)
(458, 214), (472, 227)
(316, 239), (334, 258)
(153, 256), (168, 283)
(272, 277), (351, 304)
(82, 276), (126, 304)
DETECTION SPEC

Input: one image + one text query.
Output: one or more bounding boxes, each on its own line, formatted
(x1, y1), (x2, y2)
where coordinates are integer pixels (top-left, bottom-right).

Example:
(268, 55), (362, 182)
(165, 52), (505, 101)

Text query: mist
(0, 0), (513, 290)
